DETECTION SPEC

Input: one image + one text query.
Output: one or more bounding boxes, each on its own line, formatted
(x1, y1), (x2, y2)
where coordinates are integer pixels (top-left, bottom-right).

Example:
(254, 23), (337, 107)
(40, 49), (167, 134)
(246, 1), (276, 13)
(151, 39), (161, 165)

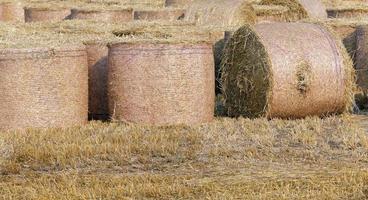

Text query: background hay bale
(327, 1), (368, 18)
(108, 41), (215, 125)
(25, 6), (71, 22)
(0, 1), (24, 22)
(134, 8), (185, 21)
(184, 0), (256, 29)
(70, 8), (133, 22)
(221, 23), (354, 118)
(354, 26), (368, 108)
(0, 46), (88, 130)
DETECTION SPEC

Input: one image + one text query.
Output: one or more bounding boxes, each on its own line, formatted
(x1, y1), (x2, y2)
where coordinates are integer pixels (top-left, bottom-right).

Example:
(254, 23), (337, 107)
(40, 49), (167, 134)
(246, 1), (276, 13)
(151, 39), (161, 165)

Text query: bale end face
(221, 25), (271, 118)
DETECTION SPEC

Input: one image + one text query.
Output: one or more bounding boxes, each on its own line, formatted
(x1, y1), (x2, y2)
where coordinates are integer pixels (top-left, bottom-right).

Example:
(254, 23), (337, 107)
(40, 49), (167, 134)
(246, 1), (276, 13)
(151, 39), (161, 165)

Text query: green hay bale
(221, 25), (271, 118)
(221, 23), (355, 118)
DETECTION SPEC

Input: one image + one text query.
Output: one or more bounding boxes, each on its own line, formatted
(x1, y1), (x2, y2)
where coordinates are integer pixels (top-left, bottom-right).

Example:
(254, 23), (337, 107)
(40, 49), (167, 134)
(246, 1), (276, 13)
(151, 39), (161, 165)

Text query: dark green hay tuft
(220, 25), (272, 118)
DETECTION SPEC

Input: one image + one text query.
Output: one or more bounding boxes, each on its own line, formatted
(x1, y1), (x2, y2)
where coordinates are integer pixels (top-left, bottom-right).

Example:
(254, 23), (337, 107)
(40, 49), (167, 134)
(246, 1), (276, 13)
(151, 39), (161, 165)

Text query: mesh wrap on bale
(108, 42), (215, 125)
(326, 19), (359, 60)
(0, 46), (88, 130)
(221, 22), (354, 119)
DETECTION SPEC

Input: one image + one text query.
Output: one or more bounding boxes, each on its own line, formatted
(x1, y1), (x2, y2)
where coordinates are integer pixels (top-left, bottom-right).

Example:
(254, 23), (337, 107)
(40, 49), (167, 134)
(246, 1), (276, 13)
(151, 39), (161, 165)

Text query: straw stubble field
(1, 115), (368, 199)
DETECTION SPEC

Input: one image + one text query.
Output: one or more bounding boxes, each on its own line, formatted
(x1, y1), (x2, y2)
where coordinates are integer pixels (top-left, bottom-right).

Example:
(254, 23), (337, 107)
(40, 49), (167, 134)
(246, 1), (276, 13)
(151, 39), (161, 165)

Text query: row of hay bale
(0, 0), (365, 131)
(0, 21), (356, 129)
(0, 0), (333, 24)
(5, 0), (368, 24)
(0, 0), (188, 22)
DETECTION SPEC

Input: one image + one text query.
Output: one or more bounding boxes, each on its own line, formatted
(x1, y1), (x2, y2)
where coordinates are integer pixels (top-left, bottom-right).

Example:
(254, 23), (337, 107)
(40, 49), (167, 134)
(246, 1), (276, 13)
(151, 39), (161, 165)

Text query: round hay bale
(0, 1), (24, 22)
(221, 22), (354, 118)
(184, 0), (256, 28)
(259, 0), (327, 20)
(0, 46), (88, 130)
(108, 41), (215, 125)
(165, 0), (193, 8)
(25, 7), (71, 22)
(70, 8), (133, 23)
(134, 8), (185, 21)
(85, 42), (109, 120)
(355, 26), (368, 93)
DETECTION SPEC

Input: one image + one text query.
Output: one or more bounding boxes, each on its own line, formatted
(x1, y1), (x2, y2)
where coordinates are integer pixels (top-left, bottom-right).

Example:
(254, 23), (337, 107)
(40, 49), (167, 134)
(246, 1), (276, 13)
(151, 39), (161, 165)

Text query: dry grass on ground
(1, 115), (368, 199)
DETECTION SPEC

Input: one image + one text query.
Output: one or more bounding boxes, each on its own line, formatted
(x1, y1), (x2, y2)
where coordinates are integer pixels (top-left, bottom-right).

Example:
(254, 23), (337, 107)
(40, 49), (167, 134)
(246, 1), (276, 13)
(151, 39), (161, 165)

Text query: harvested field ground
(1, 115), (368, 199)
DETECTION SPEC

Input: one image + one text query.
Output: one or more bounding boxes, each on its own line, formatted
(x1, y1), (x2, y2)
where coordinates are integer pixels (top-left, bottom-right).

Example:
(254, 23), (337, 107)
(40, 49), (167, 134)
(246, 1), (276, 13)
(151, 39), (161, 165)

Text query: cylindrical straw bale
(221, 22), (354, 118)
(70, 8), (133, 23)
(355, 26), (368, 93)
(25, 7), (71, 22)
(0, 1), (24, 22)
(0, 46), (88, 130)
(108, 42), (215, 125)
(184, 0), (256, 28)
(134, 8), (185, 21)
(85, 43), (109, 120)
